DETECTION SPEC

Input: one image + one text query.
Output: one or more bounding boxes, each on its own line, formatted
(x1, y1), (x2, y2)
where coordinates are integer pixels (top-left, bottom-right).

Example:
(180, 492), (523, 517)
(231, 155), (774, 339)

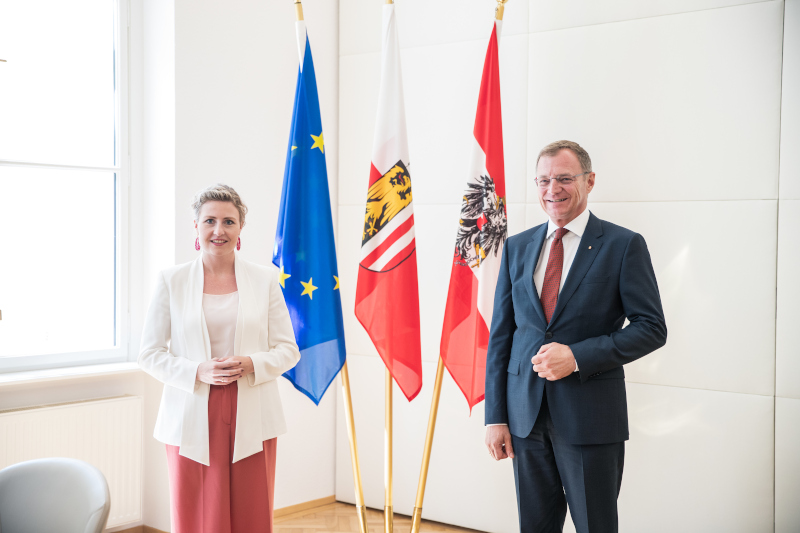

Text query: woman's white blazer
(138, 254), (300, 466)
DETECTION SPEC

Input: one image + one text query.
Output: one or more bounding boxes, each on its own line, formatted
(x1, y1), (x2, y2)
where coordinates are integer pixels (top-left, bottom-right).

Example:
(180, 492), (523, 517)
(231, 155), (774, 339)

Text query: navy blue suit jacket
(484, 212), (667, 445)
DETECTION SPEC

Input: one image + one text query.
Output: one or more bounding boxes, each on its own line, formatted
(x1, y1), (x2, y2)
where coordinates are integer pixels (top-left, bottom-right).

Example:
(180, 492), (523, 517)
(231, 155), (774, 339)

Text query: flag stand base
(355, 505), (369, 533)
(384, 506), (393, 533)
(410, 507), (423, 533)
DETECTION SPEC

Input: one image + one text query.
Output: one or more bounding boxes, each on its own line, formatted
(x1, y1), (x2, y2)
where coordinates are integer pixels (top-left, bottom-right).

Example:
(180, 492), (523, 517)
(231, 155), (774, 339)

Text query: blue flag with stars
(273, 30), (346, 405)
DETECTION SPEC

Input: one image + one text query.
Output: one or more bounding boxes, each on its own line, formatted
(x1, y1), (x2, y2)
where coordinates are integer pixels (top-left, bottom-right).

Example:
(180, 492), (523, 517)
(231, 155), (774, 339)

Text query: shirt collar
(546, 208), (591, 239)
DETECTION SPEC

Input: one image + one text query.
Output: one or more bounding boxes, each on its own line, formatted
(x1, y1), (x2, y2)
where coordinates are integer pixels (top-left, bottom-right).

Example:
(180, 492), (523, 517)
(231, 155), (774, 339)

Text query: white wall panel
(587, 201), (777, 396)
(340, 0), (529, 57)
(525, 202), (550, 231)
(339, 52), (381, 207)
(274, 379), (338, 509)
(621, 383), (774, 532)
(777, 200), (800, 399)
(530, 0), (772, 32)
(403, 34), (529, 207)
(174, 0), (297, 267)
(776, 397), (800, 532)
(336, 354), (519, 533)
(782, 0), (800, 199)
(527, 1), (783, 203)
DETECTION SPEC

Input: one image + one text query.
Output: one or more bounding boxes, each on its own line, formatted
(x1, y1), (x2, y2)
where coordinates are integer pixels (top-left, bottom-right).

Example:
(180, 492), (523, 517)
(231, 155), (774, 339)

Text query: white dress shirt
(203, 292), (238, 360)
(533, 208), (591, 298)
(536, 208), (591, 373)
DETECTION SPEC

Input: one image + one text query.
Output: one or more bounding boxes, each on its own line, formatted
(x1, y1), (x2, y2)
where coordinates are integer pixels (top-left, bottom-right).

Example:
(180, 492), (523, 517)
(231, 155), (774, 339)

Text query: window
(0, 0), (128, 372)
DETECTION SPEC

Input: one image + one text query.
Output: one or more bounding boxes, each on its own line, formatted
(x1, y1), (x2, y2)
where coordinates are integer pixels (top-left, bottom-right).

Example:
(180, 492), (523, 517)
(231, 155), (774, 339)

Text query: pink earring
(195, 238), (200, 251)
(236, 237), (241, 251)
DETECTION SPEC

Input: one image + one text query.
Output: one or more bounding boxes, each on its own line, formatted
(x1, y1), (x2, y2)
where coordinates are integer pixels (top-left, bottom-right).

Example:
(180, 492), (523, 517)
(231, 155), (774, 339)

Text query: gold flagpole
(292, 2), (368, 532)
(342, 363), (370, 533)
(383, 3), (394, 533)
(409, 358), (445, 533)
(385, 368), (394, 533)
(410, 4), (510, 532)
(495, 0), (508, 20)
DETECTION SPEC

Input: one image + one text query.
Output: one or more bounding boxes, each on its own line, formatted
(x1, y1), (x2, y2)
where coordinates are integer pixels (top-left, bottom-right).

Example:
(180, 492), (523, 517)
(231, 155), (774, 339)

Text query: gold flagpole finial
(294, 0), (303, 21)
(495, 0), (508, 20)
(386, 0), (394, 4)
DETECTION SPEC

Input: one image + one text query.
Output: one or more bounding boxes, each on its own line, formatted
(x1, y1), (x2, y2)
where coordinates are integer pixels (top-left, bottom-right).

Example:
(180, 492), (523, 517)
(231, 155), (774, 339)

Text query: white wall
(776, 1), (800, 531)
(336, 1), (794, 532)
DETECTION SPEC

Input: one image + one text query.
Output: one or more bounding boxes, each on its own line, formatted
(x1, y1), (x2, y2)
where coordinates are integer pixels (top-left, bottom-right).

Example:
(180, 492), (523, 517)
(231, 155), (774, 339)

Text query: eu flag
(273, 31), (346, 405)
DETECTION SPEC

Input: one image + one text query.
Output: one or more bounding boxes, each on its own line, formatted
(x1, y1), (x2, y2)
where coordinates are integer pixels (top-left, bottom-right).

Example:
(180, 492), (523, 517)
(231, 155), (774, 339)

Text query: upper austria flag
(273, 20), (346, 405)
(440, 21), (507, 411)
(354, 3), (422, 402)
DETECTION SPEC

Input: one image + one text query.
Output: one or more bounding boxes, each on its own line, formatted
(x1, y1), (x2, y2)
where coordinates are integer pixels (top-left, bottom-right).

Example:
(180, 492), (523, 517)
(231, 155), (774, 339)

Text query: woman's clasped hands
(196, 356), (254, 385)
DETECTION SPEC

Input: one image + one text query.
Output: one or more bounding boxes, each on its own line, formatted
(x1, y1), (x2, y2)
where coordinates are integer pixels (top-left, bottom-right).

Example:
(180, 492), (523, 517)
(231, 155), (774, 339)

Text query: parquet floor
(274, 502), (485, 533)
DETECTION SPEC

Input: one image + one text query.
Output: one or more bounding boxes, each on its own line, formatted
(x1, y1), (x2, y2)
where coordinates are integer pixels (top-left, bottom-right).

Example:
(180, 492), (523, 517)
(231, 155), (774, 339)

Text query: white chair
(0, 457), (111, 533)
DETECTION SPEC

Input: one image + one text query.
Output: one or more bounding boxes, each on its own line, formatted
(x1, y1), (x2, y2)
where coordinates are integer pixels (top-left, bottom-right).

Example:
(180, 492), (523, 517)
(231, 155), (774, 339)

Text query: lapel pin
(588, 246), (592, 250)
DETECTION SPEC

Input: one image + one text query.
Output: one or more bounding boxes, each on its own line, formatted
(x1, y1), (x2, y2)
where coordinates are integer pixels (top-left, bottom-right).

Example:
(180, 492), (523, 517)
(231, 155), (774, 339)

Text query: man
(484, 140), (667, 533)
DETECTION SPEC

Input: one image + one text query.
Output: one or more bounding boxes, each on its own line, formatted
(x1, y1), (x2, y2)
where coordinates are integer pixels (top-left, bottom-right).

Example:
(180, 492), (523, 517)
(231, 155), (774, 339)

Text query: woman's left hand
(219, 356), (254, 377)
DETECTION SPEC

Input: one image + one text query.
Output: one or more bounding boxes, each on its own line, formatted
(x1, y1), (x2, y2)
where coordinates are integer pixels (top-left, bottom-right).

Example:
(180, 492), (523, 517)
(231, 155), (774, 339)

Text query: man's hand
(485, 425), (515, 461)
(532, 343), (576, 381)
(196, 358), (244, 385)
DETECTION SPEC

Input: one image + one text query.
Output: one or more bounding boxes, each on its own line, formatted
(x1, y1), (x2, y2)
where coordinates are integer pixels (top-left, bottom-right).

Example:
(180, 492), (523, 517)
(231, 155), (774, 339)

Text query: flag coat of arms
(273, 20), (346, 405)
(440, 21), (507, 410)
(354, 3), (422, 402)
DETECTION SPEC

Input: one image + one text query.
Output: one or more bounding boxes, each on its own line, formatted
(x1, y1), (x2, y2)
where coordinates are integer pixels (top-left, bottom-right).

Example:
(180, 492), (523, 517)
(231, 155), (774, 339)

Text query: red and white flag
(440, 21), (507, 411)
(355, 3), (422, 401)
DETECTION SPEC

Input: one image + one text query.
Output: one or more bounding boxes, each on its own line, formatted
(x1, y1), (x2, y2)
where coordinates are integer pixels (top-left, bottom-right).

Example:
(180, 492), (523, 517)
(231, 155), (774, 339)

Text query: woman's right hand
(196, 358), (243, 385)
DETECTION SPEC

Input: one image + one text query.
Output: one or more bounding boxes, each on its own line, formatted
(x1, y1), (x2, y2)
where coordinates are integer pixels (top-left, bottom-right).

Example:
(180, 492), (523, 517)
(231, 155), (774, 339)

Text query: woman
(139, 184), (300, 533)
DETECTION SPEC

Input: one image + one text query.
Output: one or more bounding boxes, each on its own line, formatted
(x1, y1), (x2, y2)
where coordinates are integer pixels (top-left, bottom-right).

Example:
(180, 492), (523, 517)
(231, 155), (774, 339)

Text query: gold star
(291, 146), (297, 151)
(333, 276), (340, 290)
(310, 132), (324, 153)
(300, 277), (318, 299)
(279, 265), (291, 288)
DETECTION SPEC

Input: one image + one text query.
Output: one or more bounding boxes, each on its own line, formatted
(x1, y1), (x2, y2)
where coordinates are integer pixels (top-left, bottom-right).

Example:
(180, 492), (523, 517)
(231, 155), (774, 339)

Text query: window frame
(0, 0), (131, 374)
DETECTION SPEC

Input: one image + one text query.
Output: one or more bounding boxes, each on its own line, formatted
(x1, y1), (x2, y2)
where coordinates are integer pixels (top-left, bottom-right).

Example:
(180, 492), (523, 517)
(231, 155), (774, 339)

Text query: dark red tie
(540, 228), (569, 323)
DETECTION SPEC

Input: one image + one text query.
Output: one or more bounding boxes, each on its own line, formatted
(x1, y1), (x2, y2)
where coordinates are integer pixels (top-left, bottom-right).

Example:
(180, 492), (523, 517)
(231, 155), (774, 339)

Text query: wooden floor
(274, 502), (485, 533)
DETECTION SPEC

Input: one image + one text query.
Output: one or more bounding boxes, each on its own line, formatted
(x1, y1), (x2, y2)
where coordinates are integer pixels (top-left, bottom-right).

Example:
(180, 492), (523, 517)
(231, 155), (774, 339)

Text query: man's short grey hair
(191, 184), (248, 226)
(536, 140), (593, 174)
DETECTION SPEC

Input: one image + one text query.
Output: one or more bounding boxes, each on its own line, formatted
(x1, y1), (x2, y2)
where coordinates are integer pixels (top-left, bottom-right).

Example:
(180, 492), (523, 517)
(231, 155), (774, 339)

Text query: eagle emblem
(455, 174), (507, 268)
(362, 161), (413, 245)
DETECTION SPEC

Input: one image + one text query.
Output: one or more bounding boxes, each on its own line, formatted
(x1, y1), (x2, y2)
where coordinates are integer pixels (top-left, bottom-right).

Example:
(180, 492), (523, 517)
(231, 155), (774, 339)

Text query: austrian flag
(440, 21), (507, 410)
(354, 3), (422, 402)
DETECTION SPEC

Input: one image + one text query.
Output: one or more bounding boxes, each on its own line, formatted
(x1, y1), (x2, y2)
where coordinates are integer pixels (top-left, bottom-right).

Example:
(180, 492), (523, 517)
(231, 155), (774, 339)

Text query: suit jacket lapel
(524, 224), (548, 327)
(548, 213), (604, 327)
(184, 256), (210, 362)
(231, 253), (265, 464)
(233, 253), (260, 356)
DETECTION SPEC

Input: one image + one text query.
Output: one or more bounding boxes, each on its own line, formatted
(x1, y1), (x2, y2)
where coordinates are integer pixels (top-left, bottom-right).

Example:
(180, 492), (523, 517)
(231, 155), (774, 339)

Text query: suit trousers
(166, 381), (277, 533)
(511, 391), (624, 533)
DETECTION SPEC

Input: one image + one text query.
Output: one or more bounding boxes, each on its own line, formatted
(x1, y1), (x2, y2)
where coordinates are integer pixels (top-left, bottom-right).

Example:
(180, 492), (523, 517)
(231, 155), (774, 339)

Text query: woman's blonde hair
(191, 184), (248, 226)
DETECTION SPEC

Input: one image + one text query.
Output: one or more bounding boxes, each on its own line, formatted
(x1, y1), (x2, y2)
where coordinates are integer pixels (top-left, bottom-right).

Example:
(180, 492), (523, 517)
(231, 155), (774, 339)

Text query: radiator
(0, 395), (143, 528)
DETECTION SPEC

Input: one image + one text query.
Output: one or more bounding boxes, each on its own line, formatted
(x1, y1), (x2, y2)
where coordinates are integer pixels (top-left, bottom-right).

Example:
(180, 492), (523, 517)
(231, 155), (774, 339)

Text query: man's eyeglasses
(534, 172), (590, 189)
